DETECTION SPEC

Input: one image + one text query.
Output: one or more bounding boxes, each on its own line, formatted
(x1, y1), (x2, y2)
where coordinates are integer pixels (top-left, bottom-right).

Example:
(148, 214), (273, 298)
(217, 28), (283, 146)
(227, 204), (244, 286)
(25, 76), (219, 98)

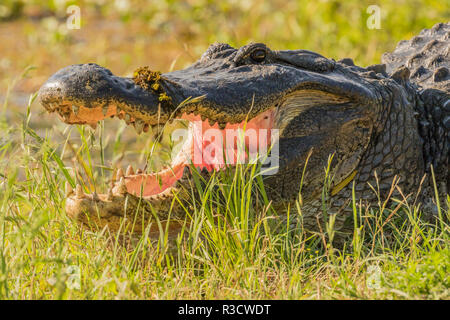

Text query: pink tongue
(188, 110), (275, 171)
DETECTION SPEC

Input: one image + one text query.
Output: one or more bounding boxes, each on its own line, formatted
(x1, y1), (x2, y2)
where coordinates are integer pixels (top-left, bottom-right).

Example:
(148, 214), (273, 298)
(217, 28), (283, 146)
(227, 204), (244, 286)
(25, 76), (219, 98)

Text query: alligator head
(38, 33), (449, 235)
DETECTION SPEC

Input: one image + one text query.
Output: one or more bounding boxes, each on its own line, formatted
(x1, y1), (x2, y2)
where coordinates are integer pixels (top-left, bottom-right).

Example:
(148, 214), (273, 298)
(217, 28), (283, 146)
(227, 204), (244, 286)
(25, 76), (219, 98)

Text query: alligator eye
(251, 49), (266, 62)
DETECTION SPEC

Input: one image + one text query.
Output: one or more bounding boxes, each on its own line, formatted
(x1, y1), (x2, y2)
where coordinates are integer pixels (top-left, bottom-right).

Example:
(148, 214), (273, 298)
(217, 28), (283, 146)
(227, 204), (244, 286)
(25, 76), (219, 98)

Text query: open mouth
(45, 100), (277, 201)
(37, 61), (363, 231)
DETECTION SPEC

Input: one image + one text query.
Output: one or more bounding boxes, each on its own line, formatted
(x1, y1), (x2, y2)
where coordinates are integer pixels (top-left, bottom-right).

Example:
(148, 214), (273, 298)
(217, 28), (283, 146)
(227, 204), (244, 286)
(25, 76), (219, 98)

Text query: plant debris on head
(133, 66), (173, 105)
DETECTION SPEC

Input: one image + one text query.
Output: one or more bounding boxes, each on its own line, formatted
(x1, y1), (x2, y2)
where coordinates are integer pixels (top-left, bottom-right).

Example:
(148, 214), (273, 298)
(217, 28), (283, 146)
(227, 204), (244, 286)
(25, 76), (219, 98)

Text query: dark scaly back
(383, 22), (449, 201)
(382, 22), (450, 91)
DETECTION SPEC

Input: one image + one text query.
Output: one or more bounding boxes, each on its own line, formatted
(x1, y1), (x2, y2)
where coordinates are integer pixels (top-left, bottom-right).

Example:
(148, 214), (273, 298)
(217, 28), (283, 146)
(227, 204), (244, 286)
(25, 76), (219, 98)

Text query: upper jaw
(38, 60), (378, 130)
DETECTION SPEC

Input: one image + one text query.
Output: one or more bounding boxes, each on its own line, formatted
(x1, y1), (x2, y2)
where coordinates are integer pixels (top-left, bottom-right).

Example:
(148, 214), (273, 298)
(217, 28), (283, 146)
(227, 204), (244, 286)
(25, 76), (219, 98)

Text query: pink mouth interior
(122, 109), (276, 197)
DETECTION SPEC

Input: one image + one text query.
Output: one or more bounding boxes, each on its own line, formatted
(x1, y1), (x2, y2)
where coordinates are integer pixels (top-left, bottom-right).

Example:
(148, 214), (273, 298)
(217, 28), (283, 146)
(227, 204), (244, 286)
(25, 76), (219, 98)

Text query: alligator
(38, 23), (449, 238)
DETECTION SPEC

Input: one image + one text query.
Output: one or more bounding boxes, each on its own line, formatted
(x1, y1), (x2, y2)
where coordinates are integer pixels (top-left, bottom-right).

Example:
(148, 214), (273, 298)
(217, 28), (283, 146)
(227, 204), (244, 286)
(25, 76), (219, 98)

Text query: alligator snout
(38, 63), (165, 126)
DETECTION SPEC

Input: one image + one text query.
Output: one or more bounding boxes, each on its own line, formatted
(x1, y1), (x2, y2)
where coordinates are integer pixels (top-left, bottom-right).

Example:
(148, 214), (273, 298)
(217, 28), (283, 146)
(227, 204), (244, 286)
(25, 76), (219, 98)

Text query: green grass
(0, 0), (449, 300)
(0, 91), (448, 300)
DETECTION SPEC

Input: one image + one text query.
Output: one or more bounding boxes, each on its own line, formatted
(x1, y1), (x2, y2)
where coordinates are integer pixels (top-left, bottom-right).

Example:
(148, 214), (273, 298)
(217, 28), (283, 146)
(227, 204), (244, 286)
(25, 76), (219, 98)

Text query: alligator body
(38, 23), (449, 237)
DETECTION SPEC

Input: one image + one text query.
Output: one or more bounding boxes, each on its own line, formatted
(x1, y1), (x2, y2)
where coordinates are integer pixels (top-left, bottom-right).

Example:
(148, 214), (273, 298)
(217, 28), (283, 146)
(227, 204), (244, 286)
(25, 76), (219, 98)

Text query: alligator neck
(354, 84), (425, 198)
(415, 89), (449, 188)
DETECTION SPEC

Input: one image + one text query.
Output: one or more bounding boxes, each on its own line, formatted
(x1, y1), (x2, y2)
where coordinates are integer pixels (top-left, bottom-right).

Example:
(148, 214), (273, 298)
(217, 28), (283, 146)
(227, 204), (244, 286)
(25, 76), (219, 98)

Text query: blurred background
(0, 0), (448, 170)
(1, 0), (448, 102)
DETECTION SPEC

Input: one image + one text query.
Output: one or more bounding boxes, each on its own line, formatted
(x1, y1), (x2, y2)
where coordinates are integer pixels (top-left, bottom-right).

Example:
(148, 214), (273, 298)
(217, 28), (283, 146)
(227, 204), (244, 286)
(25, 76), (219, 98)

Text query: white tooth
(72, 105), (79, 115)
(102, 106), (109, 116)
(117, 168), (124, 179)
(75, 184), (84, 198)
(126, 165), (134, 176)
(117, 177), (127, 194)
(65, 182), (73, 197)
(135, 120), (144, 134)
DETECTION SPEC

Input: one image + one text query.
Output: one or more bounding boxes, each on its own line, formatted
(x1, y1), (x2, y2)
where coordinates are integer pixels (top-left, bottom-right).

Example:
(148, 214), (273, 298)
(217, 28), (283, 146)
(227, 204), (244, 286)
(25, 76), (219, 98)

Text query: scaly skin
(38, 23), (449, 239)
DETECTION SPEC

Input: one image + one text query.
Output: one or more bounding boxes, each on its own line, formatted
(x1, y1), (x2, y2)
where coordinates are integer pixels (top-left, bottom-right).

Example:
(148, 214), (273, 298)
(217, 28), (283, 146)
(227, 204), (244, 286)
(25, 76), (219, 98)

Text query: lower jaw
(65, 189), (188, 235)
